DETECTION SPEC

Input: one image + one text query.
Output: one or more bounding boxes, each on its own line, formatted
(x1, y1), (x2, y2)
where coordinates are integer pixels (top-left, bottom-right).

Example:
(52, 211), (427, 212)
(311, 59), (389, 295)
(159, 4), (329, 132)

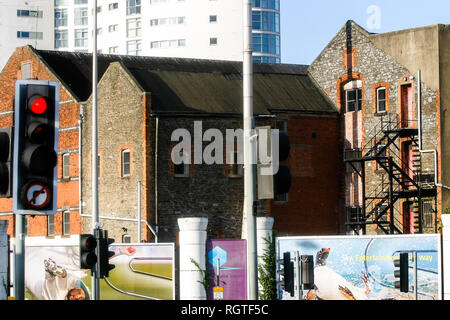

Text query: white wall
(0, 0), (54, 70)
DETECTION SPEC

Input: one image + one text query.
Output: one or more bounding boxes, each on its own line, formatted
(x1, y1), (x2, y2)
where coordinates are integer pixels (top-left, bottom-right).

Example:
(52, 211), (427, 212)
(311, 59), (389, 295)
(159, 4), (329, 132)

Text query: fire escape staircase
(345, 115), (437, 234)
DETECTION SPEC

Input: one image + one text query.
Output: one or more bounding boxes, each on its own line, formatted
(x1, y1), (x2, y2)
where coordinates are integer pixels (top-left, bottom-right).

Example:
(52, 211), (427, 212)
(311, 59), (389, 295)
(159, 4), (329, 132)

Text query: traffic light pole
(91, 0), (100, 300)
(243, 0), (258, 300)
(13, 214), (25, 300)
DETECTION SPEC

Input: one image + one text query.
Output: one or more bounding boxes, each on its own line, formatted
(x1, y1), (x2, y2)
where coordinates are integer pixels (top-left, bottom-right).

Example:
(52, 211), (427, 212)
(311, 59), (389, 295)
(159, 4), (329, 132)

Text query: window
(108, 24), (118, 32)
(21, 63), (31, 80)
(62, 153), (70, 179)
(344, 148), (362, 173)
(210, 37), (218, 45)
(423, 200), (434, 228)
(74, 7), (88, 26)
(17, 10), (43, 18)
(275, 120), (288, 133)
(17, 31), (43, 39)
(127, 0), (141, 15)
(109, 46), (119, 53)
(127, 40), (141, 55)
(48, 215), (55, 236)
(63, 211), (70, 235)
(150, 39), (185, 49)
(376, 87), (387, 113)
(227, 150), (243, 178)
(274, 192), (288, 203)
(173, 150), (190, 177)
(54, 0), (68, 5)
(109, 3), (119, 10)
(74, 0), (88, 4)
(122, 234), (131, 243)
(345, 88), (362, 112)
(121, 149), (131, 177)
(55, 9), (68, 27)
(127, 18), (141, 38)
(252, 33), (280, 55)
(74, 29), (88, 47)
(55, 30), (68, 48)
(252, 0), (280, 10)
(252, 10), (280, 32)
(209, 15), (217, 23)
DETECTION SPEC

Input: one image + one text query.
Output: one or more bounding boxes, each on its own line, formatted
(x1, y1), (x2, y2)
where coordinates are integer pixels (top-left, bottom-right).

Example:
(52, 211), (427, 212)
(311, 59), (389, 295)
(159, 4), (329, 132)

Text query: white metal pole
(243, 0), (258, 300)
(91, 0), (100, 300)
(138, 181), (142, 243)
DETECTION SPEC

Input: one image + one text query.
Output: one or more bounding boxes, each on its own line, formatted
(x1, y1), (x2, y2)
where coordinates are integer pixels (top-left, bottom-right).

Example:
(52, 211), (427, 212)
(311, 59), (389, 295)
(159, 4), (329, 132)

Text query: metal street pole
(91, 0), (100, 300)
(243, 0), (258, 300)
(13, 214), (25, 300)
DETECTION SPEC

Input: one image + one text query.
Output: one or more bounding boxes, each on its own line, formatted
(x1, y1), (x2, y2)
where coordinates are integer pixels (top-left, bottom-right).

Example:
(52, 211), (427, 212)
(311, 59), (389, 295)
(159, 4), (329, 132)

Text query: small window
(122, 149), (131, 177)
(48, 215), (55, 236)
(345, 88), (362, 112)
(122, 235), (131, 243)
(109, 3), (118, 10)
(423, 200), (434, 228)
(62, 153), (70, 179)
(62, 211), (70, 235)
(21, 63), (31, 80)
(345, 148), (362, 173)
(173, 150), (190, 177)
(376, 87), (386, 113)
(210, 37), (218, 46)
(209, 15), (217, 23)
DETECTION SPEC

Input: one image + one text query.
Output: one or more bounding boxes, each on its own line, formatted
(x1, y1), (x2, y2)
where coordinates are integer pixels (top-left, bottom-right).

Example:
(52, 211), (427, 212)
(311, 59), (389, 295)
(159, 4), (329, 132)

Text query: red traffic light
(28, 95), (48, 115)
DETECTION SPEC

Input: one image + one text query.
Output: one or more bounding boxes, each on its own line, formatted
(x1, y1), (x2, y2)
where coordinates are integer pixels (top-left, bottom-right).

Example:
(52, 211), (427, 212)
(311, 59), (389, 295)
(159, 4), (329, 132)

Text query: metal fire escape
(345, 114), (437, 234)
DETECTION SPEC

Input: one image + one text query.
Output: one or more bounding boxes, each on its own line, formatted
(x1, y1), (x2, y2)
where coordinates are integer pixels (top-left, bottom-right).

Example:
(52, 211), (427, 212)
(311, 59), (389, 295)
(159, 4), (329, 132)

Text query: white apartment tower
(0, 0), (281, 70)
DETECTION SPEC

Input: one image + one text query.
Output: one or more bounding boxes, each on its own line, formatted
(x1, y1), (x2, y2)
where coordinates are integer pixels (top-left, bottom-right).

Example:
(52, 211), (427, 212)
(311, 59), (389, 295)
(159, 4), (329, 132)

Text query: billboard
(206, 239), (247, 300)
(277, 234), (441, 300)
(23, 239), (174, 300)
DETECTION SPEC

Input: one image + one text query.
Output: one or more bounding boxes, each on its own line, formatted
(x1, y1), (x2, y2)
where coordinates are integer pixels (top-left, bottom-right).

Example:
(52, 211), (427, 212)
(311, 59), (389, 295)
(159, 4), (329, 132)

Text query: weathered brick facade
(309, 21), (444, 234)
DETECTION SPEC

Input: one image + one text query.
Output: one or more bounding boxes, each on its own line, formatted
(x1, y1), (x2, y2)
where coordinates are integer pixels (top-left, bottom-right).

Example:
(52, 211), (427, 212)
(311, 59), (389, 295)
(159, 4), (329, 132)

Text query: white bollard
(256, 217), (274, 292)
(178, 217), (208, 300)
(442, 214), (450, 300)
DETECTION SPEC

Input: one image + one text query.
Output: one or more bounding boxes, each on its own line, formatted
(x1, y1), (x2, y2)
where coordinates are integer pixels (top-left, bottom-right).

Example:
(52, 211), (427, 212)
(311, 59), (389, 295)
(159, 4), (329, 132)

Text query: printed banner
(277, 234), (441, 300)
(24, 241), (174, 300)
(206, 239), (247, 300)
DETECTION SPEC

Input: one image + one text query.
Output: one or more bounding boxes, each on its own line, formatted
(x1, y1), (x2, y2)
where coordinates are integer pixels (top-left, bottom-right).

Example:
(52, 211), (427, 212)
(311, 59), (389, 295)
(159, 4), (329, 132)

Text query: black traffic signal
(80, 234), (98, 269)
(274, 131), (291, 195)
(394, 252), (409, 293)
(0, 127), (13, 197)
(301, 255), (314, 290)
(98, 229), (115, 278)
(13, 80), (59, 215)
(277, 251), (294, 297)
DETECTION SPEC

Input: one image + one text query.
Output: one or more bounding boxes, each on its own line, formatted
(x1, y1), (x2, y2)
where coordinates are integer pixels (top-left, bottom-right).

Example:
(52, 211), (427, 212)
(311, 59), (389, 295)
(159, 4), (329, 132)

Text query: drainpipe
(78, 105), (84, 218)
(155, 116), (159, 239)
(417, 70), (450, 190)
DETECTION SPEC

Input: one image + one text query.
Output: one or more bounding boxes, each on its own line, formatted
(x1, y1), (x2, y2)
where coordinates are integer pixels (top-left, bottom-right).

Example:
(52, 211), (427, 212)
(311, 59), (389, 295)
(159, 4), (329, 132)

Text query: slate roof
(33, 47), (336, 115)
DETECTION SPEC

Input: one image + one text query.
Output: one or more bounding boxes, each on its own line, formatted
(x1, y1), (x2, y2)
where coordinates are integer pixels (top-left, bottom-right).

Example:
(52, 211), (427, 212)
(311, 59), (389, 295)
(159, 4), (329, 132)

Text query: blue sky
(280, 0), (450, 65)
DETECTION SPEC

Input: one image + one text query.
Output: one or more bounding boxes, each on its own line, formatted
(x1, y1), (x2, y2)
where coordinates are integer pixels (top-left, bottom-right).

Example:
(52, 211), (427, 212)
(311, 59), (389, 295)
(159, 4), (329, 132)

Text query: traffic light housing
(394, 252), (409, 293)
(256, 127), (291, 199)
(98, 229), (115, 278)
(301, 255), (314, 290)
(13, 80), (59, 215)
(80, 234), (97, 270)
(277, 251), (294, 297)
(0, 127), (13, 197)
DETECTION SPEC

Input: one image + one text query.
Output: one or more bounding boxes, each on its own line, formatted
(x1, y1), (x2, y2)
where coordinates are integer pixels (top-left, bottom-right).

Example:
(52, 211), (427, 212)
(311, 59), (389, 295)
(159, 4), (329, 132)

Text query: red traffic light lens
(29, 96), (48, 115)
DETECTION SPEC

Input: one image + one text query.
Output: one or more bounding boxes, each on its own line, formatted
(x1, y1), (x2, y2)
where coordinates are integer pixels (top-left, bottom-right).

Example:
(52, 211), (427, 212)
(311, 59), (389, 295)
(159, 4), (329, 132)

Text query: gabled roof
(32, 47), (336, 115)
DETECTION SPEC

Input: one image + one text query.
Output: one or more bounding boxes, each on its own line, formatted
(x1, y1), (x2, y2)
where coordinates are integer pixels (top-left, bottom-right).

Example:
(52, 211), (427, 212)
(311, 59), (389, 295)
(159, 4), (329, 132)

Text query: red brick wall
(269, 115), (344, 236)
(0, 46), (81, 237)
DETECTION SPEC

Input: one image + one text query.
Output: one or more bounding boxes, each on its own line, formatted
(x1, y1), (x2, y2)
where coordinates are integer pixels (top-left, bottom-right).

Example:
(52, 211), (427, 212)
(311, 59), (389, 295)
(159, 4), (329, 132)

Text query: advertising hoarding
(277, 234), (441, 300)
(23, 238), (174, 300)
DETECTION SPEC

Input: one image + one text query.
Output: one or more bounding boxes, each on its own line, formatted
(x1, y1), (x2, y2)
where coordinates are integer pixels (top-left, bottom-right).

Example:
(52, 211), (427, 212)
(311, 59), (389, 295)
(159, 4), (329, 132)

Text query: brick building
(0, 45), (342, 242)
(309, 21), (450, 234)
